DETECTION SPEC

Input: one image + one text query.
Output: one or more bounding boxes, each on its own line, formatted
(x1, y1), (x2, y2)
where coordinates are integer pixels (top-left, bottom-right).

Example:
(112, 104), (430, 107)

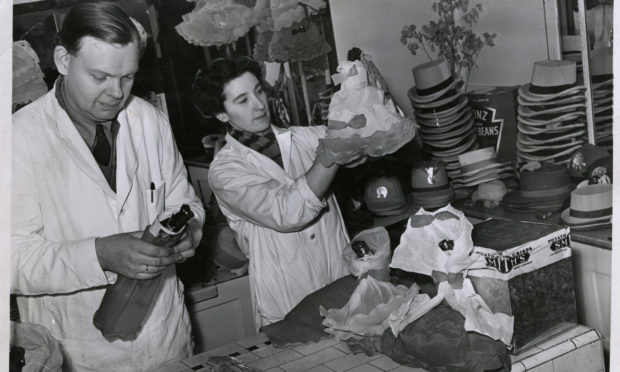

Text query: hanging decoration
(175, 0), (256, 47)
(13, 40), (49, 113)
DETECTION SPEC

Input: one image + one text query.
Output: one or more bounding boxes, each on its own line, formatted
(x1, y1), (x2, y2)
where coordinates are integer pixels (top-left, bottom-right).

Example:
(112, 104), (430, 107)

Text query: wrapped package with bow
(389, 205), (514, 345)
(316, 59), (417, 166)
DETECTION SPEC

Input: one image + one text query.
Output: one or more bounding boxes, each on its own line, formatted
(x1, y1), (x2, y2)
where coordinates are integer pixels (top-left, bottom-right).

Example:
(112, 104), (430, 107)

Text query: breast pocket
(146, 180), (166, 220)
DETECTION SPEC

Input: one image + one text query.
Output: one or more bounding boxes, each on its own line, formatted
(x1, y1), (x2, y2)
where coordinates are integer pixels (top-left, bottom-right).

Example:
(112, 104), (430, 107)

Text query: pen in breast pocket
(150, 182), (155, 203)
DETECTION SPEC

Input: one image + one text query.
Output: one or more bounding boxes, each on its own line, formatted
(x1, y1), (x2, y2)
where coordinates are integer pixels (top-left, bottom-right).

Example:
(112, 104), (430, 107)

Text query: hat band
(570, 207), (612, 219)
(529, 83), (576, 94)
(416, 76), (454, 96)
(520, 185), (571, 198)
(591, 74), (613, 83)
(460, 157), (498, 174)
(412, 183), (451, 192)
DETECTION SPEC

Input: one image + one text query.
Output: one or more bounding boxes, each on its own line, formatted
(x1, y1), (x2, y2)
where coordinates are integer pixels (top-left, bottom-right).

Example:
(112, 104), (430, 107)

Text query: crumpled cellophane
(320, 277), (429, 340)
(11, 321), (63, 372)
(316, 60), (417, 166)
(175, 0), (255, 46)
(13, 40), (48, 111)
(390, 205), (514, 345)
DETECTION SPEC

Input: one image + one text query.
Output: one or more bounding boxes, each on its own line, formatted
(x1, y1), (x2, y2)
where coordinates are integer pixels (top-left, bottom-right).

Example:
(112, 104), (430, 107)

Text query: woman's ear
(54, 45), (70, 76)
(215, 113), (229, 123)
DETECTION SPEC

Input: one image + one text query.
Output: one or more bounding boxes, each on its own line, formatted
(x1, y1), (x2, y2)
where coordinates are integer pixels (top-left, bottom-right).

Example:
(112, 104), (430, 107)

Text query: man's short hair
(58, 1), (142, 55)
(192, 56), (263, 117)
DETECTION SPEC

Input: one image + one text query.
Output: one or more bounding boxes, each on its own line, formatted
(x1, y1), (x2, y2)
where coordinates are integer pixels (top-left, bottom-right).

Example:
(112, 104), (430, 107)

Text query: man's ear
(215, 113), (229, 123)
(54, 45), (70, 76)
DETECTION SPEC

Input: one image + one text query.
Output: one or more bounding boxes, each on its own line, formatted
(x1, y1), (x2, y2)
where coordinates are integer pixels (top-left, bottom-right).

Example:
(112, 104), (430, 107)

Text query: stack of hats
(408, 59), (477, 178)
(517, 60), (587, 165)
(502, 162), (572, 214)
(589, 47), (613, 147)
(568, 144), (613, 182)
(364, 175), (417, 227)
(560, 183), (612, 231)
(452, 147), (516, 192)
(410, 160), (455, 210)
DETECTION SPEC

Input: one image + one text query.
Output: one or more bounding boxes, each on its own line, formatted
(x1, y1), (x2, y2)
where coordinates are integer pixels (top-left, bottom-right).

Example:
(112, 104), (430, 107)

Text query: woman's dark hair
(58, 1), (141, 54)
(193, 56), (263, 117)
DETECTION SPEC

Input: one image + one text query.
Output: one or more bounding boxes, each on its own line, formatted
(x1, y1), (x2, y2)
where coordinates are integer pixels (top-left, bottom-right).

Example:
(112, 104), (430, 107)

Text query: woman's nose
(251, 94), (265, 110)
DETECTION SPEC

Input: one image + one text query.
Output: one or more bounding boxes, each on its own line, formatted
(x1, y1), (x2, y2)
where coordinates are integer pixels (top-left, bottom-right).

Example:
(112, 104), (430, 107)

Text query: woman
(194, 57), (364, 328)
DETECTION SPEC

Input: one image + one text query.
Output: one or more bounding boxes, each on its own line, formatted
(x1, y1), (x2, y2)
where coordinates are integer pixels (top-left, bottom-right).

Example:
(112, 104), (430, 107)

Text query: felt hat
(364, 175), (418, 227)
(568, 144), (613, 180)
(410, 160), (454, 209)
(457, 147), (512, 177)
(409, 59), (461, 104)
(560, 184), (612, 229)
(502, 163), (571, 211)
(518, 60), (586, 101)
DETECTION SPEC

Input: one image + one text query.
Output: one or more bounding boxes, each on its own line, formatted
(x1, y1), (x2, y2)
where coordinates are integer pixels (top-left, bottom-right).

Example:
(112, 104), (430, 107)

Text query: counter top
(155, 323), (604, 372)
(453, 200), (612, 250)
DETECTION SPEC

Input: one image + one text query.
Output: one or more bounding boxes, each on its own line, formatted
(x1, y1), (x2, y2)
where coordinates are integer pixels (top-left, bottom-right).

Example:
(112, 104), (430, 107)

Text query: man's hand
(95, 232), (178, 280)
(169, 218), (202, 263)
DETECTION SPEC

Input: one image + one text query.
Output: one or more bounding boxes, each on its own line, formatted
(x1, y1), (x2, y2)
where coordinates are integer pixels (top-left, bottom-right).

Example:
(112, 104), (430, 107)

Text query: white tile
(511, 346), (543, 362)
(198, 342), (248, 358)
(535, 325), (585, 350)
(236, 333), (270, 349)
(511, 361), (526, 372)
(520, 341), (576, 370)
(388, 366), (427, 372)
(323, 352), (382, 372)
(235, 351), (262, 364)
(249, 349), (305, 371)
(550, 341), (605, 372)
(345, 364), (384, 372)
(333, 342), (353, 354)
(292, 337), (342, 355)
(368, 356), (401, 371)
(570, 330), (602, 348)
(526, 361), (553, 372)
(279, 347), (346, 372)
(253, 344), (292, 358)
(305, 366), (336, 372)
(152, 361), (191, 372)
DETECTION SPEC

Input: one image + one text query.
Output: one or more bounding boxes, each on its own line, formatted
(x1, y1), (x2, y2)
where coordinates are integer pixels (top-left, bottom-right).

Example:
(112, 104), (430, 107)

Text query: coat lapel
(114, 108), (141, 213)
(48, 92), (115, 199)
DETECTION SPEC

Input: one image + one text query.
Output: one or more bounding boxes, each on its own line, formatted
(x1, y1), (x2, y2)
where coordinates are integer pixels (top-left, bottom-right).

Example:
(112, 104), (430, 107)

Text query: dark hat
(568, 144), (612, 180)
(502, 163), (571, 211)
(364, 175), (418, 227)
(410, 160), (454, 210)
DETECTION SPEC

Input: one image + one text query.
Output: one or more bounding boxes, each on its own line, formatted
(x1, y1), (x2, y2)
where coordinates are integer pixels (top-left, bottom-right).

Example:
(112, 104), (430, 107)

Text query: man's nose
(107, 79), (124, 99)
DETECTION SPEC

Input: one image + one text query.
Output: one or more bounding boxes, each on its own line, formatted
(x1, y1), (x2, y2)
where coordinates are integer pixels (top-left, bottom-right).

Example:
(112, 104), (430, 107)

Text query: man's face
(57, 36), (140, 122)
(217, 71), (271, 132)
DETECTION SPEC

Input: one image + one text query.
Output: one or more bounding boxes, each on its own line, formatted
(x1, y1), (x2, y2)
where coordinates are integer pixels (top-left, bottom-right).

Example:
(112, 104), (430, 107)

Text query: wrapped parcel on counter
(316, 59), (417, 166)
(468, 219), (577, 352)
(390, 205), (514, 345)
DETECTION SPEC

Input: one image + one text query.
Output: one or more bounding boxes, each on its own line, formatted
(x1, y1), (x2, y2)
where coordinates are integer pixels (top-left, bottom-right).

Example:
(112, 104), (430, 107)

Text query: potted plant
(400, 0), (497, 86)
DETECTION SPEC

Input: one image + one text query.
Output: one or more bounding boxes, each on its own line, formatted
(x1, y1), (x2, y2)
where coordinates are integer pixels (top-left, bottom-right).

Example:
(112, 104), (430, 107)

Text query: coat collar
(225, 125), (292, 172)
(46, 88), (140, 211)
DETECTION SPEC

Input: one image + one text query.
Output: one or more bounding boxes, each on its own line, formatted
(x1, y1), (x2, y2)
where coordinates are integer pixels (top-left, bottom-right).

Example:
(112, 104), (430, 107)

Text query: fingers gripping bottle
(93, 205), (194, 341)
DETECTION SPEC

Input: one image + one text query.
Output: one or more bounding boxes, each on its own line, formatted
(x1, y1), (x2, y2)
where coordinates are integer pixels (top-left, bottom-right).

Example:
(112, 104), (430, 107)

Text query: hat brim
(451, 172), (514, 189)
(503, 189), (570, 206)
(372, 203), (420, 227)
(411, 87), (462, 109)
(560, 207), (612, 226)
(518, 103), (586, 118)
(518, 112), (586, 127)
(428, 133), (477, 158)
(417, 111), (472, 133)
(419, 119), (474, 142)
(517, 121), (585, 135)
(517, 92), (585, 107)
(518, 84), (585, 101)
(518, 129), (586, 145)
(414, 97), (469, 120)
(408, 79), (462, 104)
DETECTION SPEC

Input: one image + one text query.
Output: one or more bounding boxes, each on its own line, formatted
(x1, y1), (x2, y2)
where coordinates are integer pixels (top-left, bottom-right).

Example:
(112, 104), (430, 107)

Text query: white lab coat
(208, 125), (350, 329)
(11, 87), (205, 371)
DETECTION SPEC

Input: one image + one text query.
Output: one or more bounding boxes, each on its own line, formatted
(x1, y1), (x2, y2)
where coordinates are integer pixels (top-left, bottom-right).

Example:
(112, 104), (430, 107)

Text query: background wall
(329, 0), (557, 118)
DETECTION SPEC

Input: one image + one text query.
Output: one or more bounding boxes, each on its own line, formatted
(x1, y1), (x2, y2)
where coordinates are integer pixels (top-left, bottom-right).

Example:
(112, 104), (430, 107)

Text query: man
(193, 57), (365, 328)
(11, 2), (204, 371)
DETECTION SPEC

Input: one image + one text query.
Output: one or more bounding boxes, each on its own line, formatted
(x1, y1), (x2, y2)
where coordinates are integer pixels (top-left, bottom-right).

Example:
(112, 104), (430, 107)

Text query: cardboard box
(467, 86), (519, 165)
(467, 219), (578, 353)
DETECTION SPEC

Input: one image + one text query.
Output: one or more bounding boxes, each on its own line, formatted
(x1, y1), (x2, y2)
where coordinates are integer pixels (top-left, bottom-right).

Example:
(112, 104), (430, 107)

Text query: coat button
(310, 233), (315, 240)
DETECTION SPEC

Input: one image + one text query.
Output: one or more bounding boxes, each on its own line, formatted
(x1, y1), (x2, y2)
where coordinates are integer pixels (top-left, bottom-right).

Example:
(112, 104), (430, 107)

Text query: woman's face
(217, 71), (271, 132)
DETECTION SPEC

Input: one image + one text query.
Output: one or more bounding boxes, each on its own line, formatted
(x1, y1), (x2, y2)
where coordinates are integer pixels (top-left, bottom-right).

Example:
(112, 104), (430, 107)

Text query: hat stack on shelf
(451, 147), (516, 196)
(589, 47), (613, 148)
(502, 162), (572, 214)
(516, 60), (588, 165)
(409, 159), (455, 210)
(408, 59), (477, 180)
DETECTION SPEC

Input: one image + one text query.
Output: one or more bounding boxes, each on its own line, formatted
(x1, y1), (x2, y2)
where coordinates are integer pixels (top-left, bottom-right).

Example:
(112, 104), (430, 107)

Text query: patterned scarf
(227, 124), (283, 169)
